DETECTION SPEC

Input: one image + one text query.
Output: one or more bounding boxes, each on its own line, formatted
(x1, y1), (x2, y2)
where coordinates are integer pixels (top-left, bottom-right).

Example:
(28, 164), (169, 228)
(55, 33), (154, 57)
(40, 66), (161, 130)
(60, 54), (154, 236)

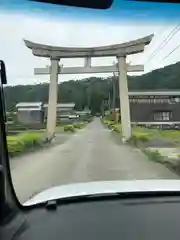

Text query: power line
(160, 42), (180, 63)
(145, 24), (180, 64)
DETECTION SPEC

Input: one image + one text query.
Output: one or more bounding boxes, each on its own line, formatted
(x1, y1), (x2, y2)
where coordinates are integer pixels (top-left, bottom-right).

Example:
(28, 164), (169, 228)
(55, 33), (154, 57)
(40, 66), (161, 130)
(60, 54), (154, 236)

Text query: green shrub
(103, 120), (109, 125)
(143, 149), (163, 162)
(73, 123), (84, 129)
(128, 133), (151, 145)
(104, 110), (117, 122)
(18, 133), (42, 147)
(7, 132), (42, 157)
(87, 117), (93, 123)
(111, 124), (121, 133)
(64, 125), (76, 133)
(104, 120), (115, 128)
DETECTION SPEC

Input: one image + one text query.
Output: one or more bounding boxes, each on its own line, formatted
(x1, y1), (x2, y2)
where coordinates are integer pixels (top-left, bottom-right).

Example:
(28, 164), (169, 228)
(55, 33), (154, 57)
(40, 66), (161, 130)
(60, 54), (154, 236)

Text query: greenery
(143, 149), (180, 176)
(143, 149), (164, 162)
(73, 122), (85, 129)
(7, 121), (88, 157)
(132, 127), (180, 144)
(111, 124), (121, 133)
(5, 61), (180, 114)
(7, 132), (43, 157)
(128, 133), (151, 145)
(103, 119), (180, 145)
(64, 125), (76, 133)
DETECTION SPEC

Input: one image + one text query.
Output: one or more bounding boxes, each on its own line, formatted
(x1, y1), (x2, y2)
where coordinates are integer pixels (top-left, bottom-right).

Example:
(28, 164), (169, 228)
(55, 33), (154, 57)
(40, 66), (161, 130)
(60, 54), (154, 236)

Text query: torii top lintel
(24, 34), (153, 59)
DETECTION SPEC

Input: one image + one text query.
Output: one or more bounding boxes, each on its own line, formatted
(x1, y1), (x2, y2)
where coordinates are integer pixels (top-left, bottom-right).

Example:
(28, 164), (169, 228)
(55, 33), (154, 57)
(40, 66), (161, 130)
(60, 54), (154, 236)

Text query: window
(153, 111), (172, 121)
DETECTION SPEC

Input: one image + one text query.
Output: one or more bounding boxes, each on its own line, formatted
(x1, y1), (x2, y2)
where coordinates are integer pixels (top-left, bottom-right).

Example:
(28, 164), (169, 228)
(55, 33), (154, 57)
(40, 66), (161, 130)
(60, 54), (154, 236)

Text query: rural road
(10, 118), (179, 203)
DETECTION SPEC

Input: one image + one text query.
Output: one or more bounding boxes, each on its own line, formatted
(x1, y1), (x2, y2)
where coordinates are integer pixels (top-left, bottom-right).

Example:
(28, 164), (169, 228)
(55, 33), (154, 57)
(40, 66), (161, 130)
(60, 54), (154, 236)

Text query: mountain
(4, 62), (180, 114)
(128, 61), (180, 90)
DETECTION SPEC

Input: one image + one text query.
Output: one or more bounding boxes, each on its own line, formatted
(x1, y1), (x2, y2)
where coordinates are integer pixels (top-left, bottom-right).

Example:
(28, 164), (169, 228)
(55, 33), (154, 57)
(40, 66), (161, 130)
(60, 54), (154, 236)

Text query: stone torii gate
(24, 34), (153, 142)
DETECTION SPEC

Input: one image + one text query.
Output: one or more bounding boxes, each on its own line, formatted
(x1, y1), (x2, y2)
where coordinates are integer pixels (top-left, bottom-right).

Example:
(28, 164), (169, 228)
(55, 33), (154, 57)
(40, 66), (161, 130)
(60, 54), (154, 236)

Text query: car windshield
(2, 0), (180, 205)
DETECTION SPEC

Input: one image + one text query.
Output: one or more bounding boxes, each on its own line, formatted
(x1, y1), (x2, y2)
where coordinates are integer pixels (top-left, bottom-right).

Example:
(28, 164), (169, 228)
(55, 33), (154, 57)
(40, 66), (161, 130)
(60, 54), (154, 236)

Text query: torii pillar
(46, 57), (59, 139)
(117, 56), (131, 142)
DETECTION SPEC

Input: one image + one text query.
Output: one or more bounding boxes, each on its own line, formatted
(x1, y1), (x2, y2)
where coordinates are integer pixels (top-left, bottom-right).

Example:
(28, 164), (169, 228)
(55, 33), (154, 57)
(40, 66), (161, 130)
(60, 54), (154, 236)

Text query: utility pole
(87, 87), (91, 109)
(101, 100), (104, 117)
(108, 91), (111, 110)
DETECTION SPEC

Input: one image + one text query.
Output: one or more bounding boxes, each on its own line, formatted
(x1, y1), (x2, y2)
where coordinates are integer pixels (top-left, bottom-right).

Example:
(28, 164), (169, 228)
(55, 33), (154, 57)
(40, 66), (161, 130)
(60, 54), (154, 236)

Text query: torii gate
(24, 34), (153, 142)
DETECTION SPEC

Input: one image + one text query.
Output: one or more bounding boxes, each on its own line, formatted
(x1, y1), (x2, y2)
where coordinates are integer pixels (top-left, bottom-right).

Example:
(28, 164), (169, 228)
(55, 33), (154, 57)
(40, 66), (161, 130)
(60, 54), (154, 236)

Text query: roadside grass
(103, 118), (180, 145)
(7, 132), (44, 158)
(132, 126), (180, 145)
(143, 148), (180, 176)
(128, 132), (152, 146)
(7, 121), (89, 158)
(142, 149), (164, 163)
(102, 118), (180, 176)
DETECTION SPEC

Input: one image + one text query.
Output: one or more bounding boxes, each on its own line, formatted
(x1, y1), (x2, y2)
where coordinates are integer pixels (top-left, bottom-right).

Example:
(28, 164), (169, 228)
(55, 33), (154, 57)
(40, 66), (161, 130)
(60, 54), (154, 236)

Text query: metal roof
(18, 107), (42, 111)
(16, 102), (43, 108)
(44, 103), (75, 108)
(128, 91), (180, 96)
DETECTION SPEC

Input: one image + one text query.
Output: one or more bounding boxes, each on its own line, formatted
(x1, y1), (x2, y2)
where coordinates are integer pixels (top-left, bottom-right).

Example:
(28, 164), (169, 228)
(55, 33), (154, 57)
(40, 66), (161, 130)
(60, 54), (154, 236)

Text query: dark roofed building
(128, 91), (180, 126)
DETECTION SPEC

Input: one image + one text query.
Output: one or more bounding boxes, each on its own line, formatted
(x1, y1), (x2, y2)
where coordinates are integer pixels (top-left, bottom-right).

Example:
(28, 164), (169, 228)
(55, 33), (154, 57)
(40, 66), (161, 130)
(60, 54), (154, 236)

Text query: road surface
(10, 118), (179, 203)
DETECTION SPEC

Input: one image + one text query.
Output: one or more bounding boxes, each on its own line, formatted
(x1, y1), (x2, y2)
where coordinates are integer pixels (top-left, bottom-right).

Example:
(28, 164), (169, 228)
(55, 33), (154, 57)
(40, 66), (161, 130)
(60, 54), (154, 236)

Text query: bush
(103, 120), (115, 128)
(64, 125), (76, 133)
(73, 123), (84, 129)
(143, 149), (163, 162)
(87, 117), (93, 123)
(7, 132), (42, 157)
(128, 133), (151, 145)
(104, 110), (117, 122)
(111, 124), (121, 133)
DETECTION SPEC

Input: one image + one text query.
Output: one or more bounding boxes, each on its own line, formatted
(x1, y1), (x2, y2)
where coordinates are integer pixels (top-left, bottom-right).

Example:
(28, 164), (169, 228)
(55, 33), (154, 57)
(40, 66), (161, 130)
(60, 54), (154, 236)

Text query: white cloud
(0, 11), (179, 85)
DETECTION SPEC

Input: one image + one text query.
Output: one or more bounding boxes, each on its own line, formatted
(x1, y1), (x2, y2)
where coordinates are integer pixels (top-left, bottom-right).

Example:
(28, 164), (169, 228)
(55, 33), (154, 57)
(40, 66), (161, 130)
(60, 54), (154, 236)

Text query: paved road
(10, 118), (179, 203)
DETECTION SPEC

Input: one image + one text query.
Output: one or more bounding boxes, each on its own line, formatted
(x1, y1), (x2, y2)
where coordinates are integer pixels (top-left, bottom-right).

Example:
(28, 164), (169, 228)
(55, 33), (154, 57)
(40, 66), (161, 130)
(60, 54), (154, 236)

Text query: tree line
(4, 61), (180, 114)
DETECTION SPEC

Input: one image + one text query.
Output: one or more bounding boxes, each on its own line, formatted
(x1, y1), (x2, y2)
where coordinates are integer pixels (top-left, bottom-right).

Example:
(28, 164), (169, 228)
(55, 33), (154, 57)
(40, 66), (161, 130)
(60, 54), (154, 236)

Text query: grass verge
(7, 132), (44, 158)
(142, 149), (164, 163)
(143, 148), (180, 176)
(7, 121), (89, 158)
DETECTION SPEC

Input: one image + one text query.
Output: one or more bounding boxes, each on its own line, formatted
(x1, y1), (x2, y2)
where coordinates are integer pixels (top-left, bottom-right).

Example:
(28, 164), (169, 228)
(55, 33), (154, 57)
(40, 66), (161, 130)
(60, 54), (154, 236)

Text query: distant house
(16, 102), (43, 124)
(43, 102), (75, 120)
(15, 102), (75, 124)
(128, 91), (180, 126)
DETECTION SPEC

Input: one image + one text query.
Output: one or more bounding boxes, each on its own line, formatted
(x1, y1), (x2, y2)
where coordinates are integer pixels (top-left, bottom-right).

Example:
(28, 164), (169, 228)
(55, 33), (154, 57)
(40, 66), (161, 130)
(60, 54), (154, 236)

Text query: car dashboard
(3, 195), (180, 240)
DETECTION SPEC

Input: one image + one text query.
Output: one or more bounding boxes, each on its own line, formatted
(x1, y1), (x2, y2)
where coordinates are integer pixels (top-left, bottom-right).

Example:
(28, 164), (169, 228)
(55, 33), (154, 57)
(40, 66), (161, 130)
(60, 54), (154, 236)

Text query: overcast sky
(0, 6), (180, 86)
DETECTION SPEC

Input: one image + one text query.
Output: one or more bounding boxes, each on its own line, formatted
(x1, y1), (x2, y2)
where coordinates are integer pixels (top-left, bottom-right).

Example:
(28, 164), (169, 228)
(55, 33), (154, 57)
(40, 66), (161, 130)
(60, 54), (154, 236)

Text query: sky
(1, 0), (180, 86)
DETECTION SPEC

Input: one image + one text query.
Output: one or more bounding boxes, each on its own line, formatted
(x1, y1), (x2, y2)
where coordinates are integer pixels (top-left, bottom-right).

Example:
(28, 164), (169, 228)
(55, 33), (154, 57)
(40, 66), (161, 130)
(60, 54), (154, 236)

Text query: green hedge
(128, 132), (152, 145)
(103, 120), (115, 128)
(111, 124), (121, 133)
(7, 132), (43, 157)
(73, 123), (84, 129)
(64, 125), (76, 133)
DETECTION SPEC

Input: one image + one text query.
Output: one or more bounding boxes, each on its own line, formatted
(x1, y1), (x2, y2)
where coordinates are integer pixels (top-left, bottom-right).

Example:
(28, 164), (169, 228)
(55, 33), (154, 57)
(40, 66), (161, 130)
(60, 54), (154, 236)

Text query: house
(15, 102), (75, 124)
(16, 102), (44, 124)
(43, 103), (75, 120)
(128, 91), (180, 127)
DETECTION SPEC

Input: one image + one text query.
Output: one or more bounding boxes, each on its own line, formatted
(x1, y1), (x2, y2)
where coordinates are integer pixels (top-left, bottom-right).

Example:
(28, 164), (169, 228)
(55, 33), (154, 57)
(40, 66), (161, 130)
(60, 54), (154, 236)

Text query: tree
(4, 62), (180, 113)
